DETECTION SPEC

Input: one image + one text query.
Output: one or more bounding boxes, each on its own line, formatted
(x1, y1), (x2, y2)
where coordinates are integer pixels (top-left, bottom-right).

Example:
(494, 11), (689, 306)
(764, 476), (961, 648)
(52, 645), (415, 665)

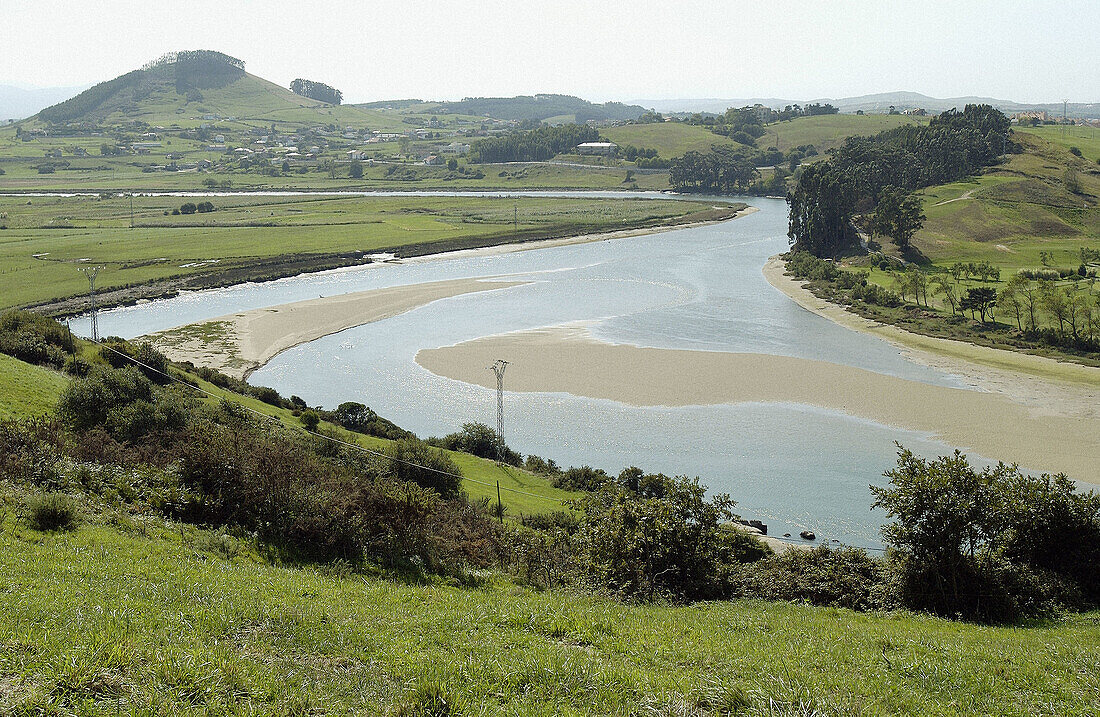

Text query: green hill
(601, 122), (753, 158)
(28, 50), (404, 132)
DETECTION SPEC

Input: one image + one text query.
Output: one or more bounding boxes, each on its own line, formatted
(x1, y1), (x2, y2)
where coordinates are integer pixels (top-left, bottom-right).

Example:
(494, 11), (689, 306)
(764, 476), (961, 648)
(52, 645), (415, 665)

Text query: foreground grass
(1, 521), (1097, 715)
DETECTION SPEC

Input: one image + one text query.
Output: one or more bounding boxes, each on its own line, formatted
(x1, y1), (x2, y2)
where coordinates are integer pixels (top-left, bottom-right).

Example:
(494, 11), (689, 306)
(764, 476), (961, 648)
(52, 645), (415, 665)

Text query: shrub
(385, 438), (463, 498)
(872, 446), (1100, 622)
(733, 546), (895, 611)
(575, 473), (770, 601)
(25, 493), (80, 531)
(431, 422), (519, 464)
(299, 410), (320, 431)
(551, 465), (609, 492)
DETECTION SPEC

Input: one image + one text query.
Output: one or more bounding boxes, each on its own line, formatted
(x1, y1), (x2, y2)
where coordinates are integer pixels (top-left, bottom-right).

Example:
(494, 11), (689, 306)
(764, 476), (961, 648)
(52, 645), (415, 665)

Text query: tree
(289, 78), (342, 105)
(959, 286), (996, 323)
(446, 157), (458, 171)
(179, 202), (197, 215)
(348, 160), (363, 179)
(998, 275), (1027, 331)
(932, 276), (959, 314)
(872, 186), (925, 251)
(1040, 283), (1069, 337)
(872, 446), (1100, 622)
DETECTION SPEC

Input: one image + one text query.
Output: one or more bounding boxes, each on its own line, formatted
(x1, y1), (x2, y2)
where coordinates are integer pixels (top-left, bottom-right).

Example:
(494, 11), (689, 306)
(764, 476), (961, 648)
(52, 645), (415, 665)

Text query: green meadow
(0, 195), (727, 311)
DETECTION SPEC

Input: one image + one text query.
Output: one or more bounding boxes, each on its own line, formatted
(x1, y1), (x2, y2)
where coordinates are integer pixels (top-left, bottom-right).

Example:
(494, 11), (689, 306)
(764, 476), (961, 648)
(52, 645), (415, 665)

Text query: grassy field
(600, 122), (751, 158)
(0, 194), (719, 311)
(1017, 124), (1100, 164)
(910, 131), (1097, 270)
(0, 352), (68, 419)
(760, 114), (930, 153)
(2, 520), (1097, 715)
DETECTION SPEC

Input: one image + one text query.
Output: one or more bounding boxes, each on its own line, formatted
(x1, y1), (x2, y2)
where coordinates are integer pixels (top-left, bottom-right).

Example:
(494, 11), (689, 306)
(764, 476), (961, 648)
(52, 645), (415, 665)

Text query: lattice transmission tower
(79, 266), (102, 341)
(487, 359), (509, 460)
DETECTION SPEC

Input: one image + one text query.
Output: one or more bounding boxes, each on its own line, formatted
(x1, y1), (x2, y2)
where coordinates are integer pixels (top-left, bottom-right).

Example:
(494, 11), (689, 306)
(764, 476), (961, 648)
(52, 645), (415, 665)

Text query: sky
(1, 0), (1097, 104)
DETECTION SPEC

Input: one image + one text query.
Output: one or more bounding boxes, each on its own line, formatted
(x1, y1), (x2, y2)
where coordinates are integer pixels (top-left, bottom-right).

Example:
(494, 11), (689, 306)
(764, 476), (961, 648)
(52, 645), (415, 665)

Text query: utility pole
(79, 266), (102, 341)
(487, 359), (508, 461)
(129, 194), (134, 229)
(513, 205), (518, 232)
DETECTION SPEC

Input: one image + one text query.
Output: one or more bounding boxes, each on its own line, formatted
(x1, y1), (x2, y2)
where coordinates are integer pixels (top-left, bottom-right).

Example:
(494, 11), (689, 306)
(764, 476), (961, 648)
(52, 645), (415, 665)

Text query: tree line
(290, 78), (343, 105)
(788, 104), (1012, 257)
(468, 123), (599, 163)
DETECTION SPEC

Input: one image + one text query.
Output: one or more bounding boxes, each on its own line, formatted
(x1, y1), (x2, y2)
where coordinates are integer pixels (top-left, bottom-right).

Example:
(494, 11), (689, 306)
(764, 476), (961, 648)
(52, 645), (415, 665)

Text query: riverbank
(415, 324), (1100, 484)
(27, 202), (751, 319)
(762, 255), (1100, 400)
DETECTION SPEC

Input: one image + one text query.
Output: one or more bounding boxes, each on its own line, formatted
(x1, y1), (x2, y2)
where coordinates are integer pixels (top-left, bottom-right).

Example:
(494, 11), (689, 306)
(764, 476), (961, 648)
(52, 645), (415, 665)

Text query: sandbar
(148, 278), (525, 379)
(415, 325), (1100, 484)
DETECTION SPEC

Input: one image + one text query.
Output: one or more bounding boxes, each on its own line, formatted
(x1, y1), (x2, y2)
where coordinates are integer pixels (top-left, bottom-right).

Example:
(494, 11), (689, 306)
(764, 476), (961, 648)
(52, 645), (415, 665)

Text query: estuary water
(77, 194), (984, 547)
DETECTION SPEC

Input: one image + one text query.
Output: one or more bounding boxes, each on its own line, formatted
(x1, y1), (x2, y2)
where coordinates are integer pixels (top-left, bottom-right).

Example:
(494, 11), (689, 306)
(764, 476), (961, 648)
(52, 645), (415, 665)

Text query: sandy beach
(148, 278), (525, 379)
(416, 325), (1100, 483)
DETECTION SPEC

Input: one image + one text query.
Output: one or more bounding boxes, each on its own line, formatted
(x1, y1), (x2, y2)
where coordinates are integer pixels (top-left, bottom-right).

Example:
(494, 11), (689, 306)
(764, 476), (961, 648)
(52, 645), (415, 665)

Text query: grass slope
(2, 523), (1097, 715)
(1018, 125), (1100, 164)
(0, 349), (575, 516)
(600, 123), (752, 158)
(0, 352), (67, 419)
(912, 131), (1098, 270)
(761, 114), (930, 153)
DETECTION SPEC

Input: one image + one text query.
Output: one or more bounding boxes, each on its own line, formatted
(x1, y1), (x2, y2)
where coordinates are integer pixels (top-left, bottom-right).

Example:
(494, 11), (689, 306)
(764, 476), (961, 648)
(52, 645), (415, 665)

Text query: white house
(575, 142), (617, 156)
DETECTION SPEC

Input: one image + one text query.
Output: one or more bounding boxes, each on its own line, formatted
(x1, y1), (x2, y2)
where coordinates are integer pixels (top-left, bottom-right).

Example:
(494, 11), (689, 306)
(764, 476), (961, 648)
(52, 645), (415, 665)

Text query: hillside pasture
(601, 122), (752, 158)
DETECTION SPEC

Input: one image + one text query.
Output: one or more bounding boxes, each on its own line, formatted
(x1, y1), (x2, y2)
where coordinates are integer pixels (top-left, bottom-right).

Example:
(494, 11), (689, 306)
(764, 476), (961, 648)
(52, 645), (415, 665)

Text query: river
(71, 193), (990, 547)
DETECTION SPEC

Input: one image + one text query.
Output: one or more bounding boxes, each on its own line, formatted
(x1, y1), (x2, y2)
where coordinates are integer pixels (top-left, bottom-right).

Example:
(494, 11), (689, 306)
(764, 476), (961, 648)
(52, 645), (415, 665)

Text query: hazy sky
(2, 0), (1096, 103)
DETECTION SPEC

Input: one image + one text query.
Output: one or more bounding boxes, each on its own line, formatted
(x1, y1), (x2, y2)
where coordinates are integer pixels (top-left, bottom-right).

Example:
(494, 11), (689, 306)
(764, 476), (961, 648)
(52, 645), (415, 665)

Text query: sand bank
(415, 325), (1100, 483)
(148, 278), (525, 379)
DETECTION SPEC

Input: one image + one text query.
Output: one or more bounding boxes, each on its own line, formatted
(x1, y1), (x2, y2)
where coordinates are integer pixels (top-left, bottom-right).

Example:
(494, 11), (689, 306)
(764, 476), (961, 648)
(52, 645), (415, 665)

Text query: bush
(551, 465), (609, 492)
(25, 493), (80, 531)
(575, 473), (770, 601)
(0, 310), (75, 367)
(872, 446), (1100, 622)
(431, 422), (520, 464)
(733, 546), (895, 611)
(386, 438), (463, 498)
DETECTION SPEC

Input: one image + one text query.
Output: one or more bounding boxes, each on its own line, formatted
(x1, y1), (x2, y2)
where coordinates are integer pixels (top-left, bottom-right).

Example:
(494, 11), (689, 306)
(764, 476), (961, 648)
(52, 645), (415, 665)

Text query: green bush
(575, 473), (770, 602)
(25, 493), (80, 531)
(733, 545), (895, 611)
(431, 422), (520, 465)
(872, 446), (1100, 622)
(386, 438), (463, 498)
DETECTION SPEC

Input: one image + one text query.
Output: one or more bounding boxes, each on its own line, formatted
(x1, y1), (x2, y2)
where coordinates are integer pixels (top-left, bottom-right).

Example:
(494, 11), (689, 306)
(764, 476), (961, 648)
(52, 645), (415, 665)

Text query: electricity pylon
(79, 266), (102, 341)
(487, 359), (509, 461)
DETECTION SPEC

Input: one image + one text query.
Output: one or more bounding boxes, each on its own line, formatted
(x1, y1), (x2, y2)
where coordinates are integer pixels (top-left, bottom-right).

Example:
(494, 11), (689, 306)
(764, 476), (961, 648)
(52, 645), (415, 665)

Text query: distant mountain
(432, 94), (650, 123)
(632, 93), (1099, 119)
(0, 84), (89, 122)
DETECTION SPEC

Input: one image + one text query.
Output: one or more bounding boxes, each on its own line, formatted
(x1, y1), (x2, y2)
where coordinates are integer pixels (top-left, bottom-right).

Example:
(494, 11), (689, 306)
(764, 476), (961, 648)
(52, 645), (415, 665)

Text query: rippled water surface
(82, 194), (989, 546)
